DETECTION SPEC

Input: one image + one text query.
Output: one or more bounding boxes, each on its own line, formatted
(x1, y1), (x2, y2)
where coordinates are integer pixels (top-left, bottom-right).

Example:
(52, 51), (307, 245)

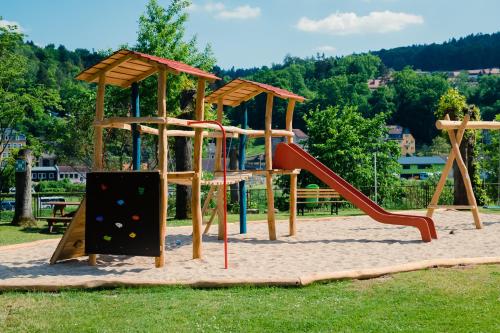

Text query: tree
(304, 106), (400, 195)
(11, 149), (36, 226)
(435, 88), (486, 205)
(390, 68), (450, 144)
(135, 0), (217, 218)
(481, 114), (500, 203)
(0, 19), (28, 191)
(135, 0), (216, 117)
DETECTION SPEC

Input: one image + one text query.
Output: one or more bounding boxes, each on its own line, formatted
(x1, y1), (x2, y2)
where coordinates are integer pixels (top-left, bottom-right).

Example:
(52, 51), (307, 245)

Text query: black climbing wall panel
(85, 171), (161, 257)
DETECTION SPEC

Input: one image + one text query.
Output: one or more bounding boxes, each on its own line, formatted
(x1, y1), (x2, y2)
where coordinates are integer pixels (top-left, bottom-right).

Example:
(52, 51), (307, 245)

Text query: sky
(1, 0), (499, 69)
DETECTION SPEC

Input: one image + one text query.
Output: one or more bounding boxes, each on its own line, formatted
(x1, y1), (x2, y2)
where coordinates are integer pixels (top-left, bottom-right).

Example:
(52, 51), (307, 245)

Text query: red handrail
(188, 120), (228, 269)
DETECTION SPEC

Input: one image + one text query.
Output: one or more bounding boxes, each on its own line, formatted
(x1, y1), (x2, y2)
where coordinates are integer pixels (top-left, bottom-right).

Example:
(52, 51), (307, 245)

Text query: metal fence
(1, 183), (498, 218)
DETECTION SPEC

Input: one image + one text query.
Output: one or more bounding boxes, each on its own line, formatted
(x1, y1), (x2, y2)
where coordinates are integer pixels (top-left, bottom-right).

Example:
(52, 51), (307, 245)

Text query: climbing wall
(85, 171), (160, 257)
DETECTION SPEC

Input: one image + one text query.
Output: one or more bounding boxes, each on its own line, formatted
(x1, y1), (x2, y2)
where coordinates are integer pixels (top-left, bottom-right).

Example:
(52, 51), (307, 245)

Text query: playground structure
(50, 49), (437, 269)
(427, 114), (500, 228)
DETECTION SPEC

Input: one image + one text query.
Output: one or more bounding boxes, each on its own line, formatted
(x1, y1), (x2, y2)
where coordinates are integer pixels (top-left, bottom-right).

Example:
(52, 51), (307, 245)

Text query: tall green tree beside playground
(435, 88), (486, 205)
(390, 68), (450, 145)
(135, 0), (217, 218)
(304, 106), (401, 198)
(0, 20), (27, 190)
(135, 0), (216, 116)
(481, 114), (500, 203)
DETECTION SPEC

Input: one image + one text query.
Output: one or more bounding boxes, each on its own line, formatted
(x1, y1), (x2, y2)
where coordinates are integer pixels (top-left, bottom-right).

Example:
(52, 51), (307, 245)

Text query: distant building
(31, 165), (89, 183)
(0, 129), (26, 166)
(58, 165), (89, 184)
(387, 125), (416, 156)
(398, 156), (446, 180)
(32, 166), (59, 182)
(272, 128), (309, 155)
(36, 153), (57, 167)
(447, 68), (499, 80)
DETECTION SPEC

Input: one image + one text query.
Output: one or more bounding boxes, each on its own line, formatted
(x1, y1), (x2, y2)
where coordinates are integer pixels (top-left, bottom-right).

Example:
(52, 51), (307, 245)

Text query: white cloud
(205, 2), (225, 12)
(297, 11), (423, 35)
(315, 45), (337, 53)
(190, 2), (261, 20)
(0, 19), (23, 32)
(217, 5), (261, 20)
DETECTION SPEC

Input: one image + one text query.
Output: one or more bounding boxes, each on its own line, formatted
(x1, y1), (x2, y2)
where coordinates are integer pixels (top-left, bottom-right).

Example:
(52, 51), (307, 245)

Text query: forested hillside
(372, 32), (500, 71)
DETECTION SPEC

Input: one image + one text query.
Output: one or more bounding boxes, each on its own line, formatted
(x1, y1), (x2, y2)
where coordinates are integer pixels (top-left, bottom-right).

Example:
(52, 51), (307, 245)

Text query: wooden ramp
(50, 198), (86, 264)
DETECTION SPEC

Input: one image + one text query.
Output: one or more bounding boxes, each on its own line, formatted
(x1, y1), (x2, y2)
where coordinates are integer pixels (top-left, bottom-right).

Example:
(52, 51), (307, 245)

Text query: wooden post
(238, 102), (248, 234)
(265, 93), (277, 240)
(131, 82), (141, 170)
(427, 114), (466, 218)
(88, 74), (106, 266)
(286, 99), (297, 236)
(155, 69), (168, 268)
(215, 99), (225, 240)
(192, 78), (206, 258)
(447, 117), (482, 229)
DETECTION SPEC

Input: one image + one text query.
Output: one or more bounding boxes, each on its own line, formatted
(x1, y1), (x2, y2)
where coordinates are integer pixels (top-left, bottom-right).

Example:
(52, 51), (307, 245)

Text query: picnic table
(45, 201), (81, 217)
(39, 201), (81, 233)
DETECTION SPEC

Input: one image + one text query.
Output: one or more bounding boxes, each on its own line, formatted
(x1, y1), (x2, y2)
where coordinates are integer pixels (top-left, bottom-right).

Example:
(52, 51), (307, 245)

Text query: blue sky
(1, 0), (499, 69)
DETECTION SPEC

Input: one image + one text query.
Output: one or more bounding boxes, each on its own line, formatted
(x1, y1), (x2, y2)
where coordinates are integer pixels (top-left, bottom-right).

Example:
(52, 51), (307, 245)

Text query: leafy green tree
(304, 106), (401, 195)
(135, 0), (216, 117)
(390, 68), (450, 144)
(480, 114), (500, 204)
(435, 88), (487, 205)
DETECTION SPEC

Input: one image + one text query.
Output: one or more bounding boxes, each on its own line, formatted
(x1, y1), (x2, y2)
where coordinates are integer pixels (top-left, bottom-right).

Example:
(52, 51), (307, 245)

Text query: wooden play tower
(50, 49), (305, 268)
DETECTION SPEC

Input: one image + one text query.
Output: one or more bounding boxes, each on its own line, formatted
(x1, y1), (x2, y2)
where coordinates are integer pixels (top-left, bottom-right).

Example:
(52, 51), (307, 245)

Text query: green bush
(35, 179), (85, 193)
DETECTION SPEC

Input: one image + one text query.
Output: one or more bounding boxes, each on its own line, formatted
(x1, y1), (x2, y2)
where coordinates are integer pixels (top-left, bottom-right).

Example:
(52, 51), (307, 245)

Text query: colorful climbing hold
(100, 184), (108, 191)
(96, 215), (104, 222)
(115, 222), (123, 228)
(103, 235), (112, 241)
(132, 214), (140, 221)
(117, 199), (125, 206)
(138, 187), (145, 195)
(129, 232), (136, 239)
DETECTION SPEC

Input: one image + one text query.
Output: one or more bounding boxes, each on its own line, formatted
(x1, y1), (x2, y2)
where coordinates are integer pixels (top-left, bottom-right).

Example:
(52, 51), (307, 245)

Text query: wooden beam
(265, 93), (277, 241)
(446, 116), (482, 229)
(427, 114), (467, 219)
(215, 99), (226, 240)
(201, 186), (216, 216)
(87, 54), (133, 82)
(285, 99), (297, 236)
(436, 120), (500, 130)
(123, 67), (158, 87)
(155, 68), (168, 268)
(192, 78), (205, 259)
(88, 73), (106, 266)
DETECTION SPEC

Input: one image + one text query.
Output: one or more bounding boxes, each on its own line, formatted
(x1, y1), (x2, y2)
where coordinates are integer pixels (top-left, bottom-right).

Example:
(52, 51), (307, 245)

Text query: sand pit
(1, 210), (499, 290)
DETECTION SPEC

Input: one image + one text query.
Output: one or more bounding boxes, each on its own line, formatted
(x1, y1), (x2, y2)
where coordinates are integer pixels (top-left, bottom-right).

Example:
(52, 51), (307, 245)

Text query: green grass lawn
(0, 265), (498, 332)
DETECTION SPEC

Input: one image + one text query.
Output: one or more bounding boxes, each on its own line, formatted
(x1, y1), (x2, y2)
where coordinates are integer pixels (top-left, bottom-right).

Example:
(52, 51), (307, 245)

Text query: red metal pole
(188, 121), (228, 269)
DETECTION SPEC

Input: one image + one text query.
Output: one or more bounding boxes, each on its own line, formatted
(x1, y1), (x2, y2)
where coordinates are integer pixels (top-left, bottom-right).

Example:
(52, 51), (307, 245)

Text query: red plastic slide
(273, 143), (437, 242)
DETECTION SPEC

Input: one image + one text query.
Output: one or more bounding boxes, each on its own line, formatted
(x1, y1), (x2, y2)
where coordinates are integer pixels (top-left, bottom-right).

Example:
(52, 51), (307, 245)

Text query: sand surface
(1, 210), (499, 289)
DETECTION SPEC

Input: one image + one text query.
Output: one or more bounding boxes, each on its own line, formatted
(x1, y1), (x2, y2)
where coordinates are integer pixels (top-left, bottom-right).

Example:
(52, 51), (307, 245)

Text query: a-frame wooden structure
(427, 114), (500, 228)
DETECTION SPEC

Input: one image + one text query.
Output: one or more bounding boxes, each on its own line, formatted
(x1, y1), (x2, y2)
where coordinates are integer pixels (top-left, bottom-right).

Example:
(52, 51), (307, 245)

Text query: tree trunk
(12, 149), (36, 227)
(229, 144), (238, 204)
(175, 89), (196, 219)
(175, 136), (192, 219)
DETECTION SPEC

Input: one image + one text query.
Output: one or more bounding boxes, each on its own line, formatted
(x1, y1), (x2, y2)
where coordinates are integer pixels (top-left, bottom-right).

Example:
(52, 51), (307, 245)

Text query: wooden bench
(297, 188), (344, 216)
(38, 217), (73, 233)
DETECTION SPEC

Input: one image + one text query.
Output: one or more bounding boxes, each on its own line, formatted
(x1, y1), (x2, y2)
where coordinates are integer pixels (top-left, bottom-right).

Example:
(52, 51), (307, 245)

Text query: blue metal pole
(131, 82), (141, 171)
(239, 102), (247, 234)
